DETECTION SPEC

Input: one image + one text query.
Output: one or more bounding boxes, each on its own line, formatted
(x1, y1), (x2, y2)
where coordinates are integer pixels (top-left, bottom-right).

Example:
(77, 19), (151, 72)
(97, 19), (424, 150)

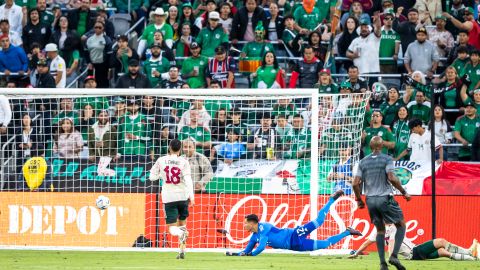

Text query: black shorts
(163, 200), (189, 224)
(366, 195), (404, 227)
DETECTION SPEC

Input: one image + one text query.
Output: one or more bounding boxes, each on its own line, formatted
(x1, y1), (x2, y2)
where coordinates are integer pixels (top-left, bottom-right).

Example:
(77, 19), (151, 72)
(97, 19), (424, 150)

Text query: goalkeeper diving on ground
(226, 190), (362, 256)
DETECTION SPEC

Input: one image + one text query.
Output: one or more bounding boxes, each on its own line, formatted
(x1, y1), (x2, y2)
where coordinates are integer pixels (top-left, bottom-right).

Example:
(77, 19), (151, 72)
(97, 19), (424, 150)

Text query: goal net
(0, 89), (370, 253)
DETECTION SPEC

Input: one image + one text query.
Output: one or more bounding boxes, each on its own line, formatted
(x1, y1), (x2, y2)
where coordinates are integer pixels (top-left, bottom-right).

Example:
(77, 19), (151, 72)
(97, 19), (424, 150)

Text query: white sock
(450, 253), (476, 261)
(169, 226), (183, 237)
(447, 243), (471, 255)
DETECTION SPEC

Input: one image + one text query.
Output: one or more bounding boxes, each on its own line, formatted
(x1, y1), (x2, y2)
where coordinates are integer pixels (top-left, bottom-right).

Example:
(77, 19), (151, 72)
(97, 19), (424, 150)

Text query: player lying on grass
(226, 190), (362, 256)
(349, 225), (479, 261)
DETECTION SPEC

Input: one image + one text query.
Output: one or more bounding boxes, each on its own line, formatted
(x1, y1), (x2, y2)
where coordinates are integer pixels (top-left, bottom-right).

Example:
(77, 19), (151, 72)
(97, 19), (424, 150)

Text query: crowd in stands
(0, 0), (480, 190)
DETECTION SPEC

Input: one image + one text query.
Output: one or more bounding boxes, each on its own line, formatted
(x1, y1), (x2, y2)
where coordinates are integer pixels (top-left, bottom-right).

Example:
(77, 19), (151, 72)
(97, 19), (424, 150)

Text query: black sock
(376, 233), (386, 264)
(393, 225), (406, 257)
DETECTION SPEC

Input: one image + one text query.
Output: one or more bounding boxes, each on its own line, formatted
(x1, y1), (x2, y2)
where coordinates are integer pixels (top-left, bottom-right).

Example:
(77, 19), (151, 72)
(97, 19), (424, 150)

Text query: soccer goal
(0, 88), (370, 254)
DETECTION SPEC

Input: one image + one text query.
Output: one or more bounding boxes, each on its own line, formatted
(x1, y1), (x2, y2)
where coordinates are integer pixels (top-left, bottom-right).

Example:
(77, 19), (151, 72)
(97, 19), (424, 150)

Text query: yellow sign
(22, 157), (47, 191)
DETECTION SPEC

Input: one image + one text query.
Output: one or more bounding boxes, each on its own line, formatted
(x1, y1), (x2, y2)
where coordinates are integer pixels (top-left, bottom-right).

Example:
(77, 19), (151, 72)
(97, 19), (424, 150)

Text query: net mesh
(0, 91), (370, 252)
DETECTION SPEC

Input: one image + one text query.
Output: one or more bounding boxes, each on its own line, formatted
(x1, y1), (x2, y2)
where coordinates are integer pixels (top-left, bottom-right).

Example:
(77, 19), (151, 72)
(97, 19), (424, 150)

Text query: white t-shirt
(408, 130), (441, 166)
(367, 225), (415, 260)
(348, 32), (381, 74)
(150, 154), (194, 204)
(0, 3), (23, 35)
(50, 55), (66, 88)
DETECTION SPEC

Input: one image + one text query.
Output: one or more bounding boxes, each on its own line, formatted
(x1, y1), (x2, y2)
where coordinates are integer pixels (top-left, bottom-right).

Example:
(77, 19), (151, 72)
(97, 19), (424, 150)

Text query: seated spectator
(281, 15), (302, 57)
(275, 114), (294, 158)
(379, 9), (400, 74)
(206, 46), (236, 88)
(447, 30), (474, 65)
(225, 107), (250, 142)
(327, 145), (354, 195)
(230, 0), (267, 43)
(391, 106), (410, 160)
(464, 49), (480, 92)
(115, 59), (152, 88)
(336, 16), (359, 71)
(53, 117), (84, 158)
(380, 87), (411, 127)
(289, 114), (311, 159)
(52, 97), (80, 126)
(347, 15), (381, 76)
(177, 99), (211, 132)
(362, 110), (395, 156)
(0, 18), (22, 47)
(177, 109), (212, 155)
(272, 98), (297, 122)
(0, 0), (23, 36)
(175, 23), (194, 59)
(138, 8), (173, 57)
(210, 108), (229, 142)
(266, 2), (283, 42)
(315, 69), (338, 94)
(85, 21), (113, 88)
(293, 0), (322, 32)
(116, 99), (152, 158)
(218, 2), (234, 35)
(143, 43), (170, 87)
(428, 15), (454, 72)
(217, 128), (247, 164)
(248, 112), (280, 160)
(443, 7), (480, 50)
(320, 115), (353, 159)
(193, 10), (227, 55)
(414, 0), (442, 26)
(75, 76), (110, 111)
(68, 0), (96, 37)
(35, 59), (56, 88)
(78, 103), (96, 140)
(0, 34), (28, 77)
(16, 113), (42, 159)
(435, 66), (463, 115)
(407, 89), (431, 124)
(404, 27), (439, 77)
(181, 42), (208, 88)
(160, 65), (185, 88)
(450, 45), (470, 77)
(345, 65), (368, 92)
(111, 97), (127, 125)
(454, 101), (480, 161)
(393, 7), (422, 55)
(429, 105), (452, 160)
(182, 138), (213, 193)
(251, 51), (285, 89)
(0, 94), (12, 145)
(45, 43), (67, 88)
(113, 34), (139, 75)
(88, 109), (117, 161)
(340, 0), (370, 29)
(143, 30), (175, 62)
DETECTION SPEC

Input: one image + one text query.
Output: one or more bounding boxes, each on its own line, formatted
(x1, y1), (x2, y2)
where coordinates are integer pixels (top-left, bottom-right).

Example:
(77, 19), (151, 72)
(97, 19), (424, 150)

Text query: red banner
(423, 162), (480, 195)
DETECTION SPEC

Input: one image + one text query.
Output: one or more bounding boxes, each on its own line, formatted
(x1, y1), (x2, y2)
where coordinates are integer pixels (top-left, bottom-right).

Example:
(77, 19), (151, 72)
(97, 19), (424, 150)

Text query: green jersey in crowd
(241, 41), (274, 59)
(204, 100), (232, 118)
(178, 125), (211, 154)
(253, 66), (282, 88)
(464, 62), (480, 92)
(451, 57), (469, 77)
(181, 55), (208, 88)
(117, 113), (152, 156)
(15, 0), (36, 9)
(379, 29), (401, 65)
(293, 6), (322, 31)
(316, 83), (339, 94)
(272, 103), (297, 120)
(141, 24), (174, 48)
(195, 26), (228, 57)
(380, 99), (405, 127)
(363, 126), (394, 156)
(454, 115), (480, 158)
(74, 97), (110, 111)
(408, 103), (430, 124)
(290, 127), (311, 159)
(391, 119), (410, 159)
(143, 55), (171, 87)
(321, 126), (353, 159)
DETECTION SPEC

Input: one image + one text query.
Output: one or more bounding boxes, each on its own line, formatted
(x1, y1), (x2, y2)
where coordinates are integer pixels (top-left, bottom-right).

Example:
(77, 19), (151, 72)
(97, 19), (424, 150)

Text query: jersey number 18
(164, 166), (181, 184)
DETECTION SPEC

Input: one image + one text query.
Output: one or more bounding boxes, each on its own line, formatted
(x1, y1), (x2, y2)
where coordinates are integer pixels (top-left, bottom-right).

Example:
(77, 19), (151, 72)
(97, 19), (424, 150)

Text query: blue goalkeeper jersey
(242, 222), (294, 256)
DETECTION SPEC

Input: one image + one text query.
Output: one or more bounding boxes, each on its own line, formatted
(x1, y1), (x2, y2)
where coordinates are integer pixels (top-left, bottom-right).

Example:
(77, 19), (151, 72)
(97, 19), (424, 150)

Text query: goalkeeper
(227, 190), (362, 256)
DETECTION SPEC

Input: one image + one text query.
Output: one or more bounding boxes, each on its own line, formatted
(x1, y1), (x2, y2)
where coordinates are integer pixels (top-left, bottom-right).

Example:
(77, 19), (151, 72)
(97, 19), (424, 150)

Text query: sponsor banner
(0, 192), (146, 247)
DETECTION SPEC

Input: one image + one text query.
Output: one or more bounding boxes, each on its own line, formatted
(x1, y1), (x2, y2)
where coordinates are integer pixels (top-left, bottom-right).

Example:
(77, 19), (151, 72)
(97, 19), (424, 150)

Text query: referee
(353, 136), (411, 270)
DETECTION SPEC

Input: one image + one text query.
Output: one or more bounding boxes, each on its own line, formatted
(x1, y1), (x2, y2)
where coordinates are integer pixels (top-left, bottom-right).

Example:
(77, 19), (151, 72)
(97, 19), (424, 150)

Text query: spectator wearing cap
(217, 127), (247, 164)
(0, 19), (22, 47)
(113, 34), (139, 75)
(393, 7), (422, 55)
(115, 58), (152, 88)
(362, 110), (395, 156)
(53, 117), (84, 158)
(404, 27), (439, 77)
(138, 8), (173, 57)
(379, 9), (400, 74)
(413, 0), (442, 26)
(160, 65), (185, 88)
(346, 65), (368, 92)
(88, 109), (118, 162)
(443, 7), (480, 50)
(196, 11), (229, 57)
(225, 107), (250, 143)
(447, 30), (475, 65)
(454, 100), (480, 161)
(74, 76), (110, 111)
(85, 21), (114, 88)
(45, 43), (67, 88)
(289, 45), (323, 103)
(347, 15), (381, 76)
(22, 8), (52, 51)
(178, 2), (197, 35)
(0, 0), (23, 36)
(182, 138), (213, 192)
(231, 0), (268, 43)
(181, 41), (208, 88)
(464, 50), (480, 92)
(0, 34), (28, 76)
(116, 98), (152, 159)
(50, 15), (82, 86)
(67, 0), (97, 36)
(175, 22), (195, 59)
(293, 0), (322, 32)
(428, 15), (454, 71)
(248, 112), (280, 160)
(315, 69), (338, 93)
(143, 43), (170, 87)
(35, 59), (56, 88)
(206, 45), (236, 88)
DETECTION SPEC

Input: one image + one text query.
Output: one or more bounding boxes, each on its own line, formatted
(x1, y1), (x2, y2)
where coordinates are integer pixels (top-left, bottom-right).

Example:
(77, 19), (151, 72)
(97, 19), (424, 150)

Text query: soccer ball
(96, 195), (110, 210)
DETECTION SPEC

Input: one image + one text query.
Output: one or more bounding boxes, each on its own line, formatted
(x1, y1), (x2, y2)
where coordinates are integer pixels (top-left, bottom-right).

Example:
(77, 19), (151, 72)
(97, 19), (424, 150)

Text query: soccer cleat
(469, 239), (478, 257)
(179, 227), (189, 245)
(346, 227), (362, 236)
(331, 189), (345, 201)
(380, 262), (389, 270)
(388, 256), (406, 270)
(176, 252), (185, 259)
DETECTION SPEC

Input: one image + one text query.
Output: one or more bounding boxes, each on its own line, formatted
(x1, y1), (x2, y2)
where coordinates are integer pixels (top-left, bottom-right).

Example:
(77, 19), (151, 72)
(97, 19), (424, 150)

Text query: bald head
(370, 136), (384, 151)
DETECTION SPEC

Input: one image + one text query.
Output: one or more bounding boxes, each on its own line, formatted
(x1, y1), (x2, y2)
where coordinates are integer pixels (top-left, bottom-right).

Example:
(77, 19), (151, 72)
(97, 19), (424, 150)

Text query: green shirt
(451, 58), (469, 77)
(117, 113), (151, 155)
(15, 0), (36, 9)
(346, 102), (371, 130)
(321, 126), (353, 159)
(52, 111), (80, 126)
(293, 6), (322, 31)
(61, 50), (80, 69)
(74, 97), (110, 111)
(143, 56), (171, 87)
(39, 10), (54, 26)
(408, 103), (430, 124)
(380, 99), (405, 127)
(463, 96), (480, 116)
(77, 11), (88, 36)
(464, 62), (480, 92)
(316, 83), (339, 94)
(379, 29), (400, 65)
(363, 126), (394, 156)
(241, 41), (274, 59)
(391, 119), (410, 159)
(254, 65), (280, 88)
(141, 23), (174, 47)
(315, 0), (337, 22)
(196, 26), (228, 57)
(272, 103), (297, 119)
(290, 127), (311, 159)
(204, 100), (232, 118)
(173, 100), (190, 117)
(178, 125), (211, 154)
(181, 55), (208, 88)
(225, 122), (251, 142)
(454, 115), (480, 157)
(282, 28), (299, 47)
(441, 81), (458, 108)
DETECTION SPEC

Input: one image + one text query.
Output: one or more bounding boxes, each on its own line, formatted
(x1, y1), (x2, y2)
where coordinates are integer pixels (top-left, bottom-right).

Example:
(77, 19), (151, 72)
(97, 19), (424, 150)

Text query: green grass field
(0, 250), (478, 270)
